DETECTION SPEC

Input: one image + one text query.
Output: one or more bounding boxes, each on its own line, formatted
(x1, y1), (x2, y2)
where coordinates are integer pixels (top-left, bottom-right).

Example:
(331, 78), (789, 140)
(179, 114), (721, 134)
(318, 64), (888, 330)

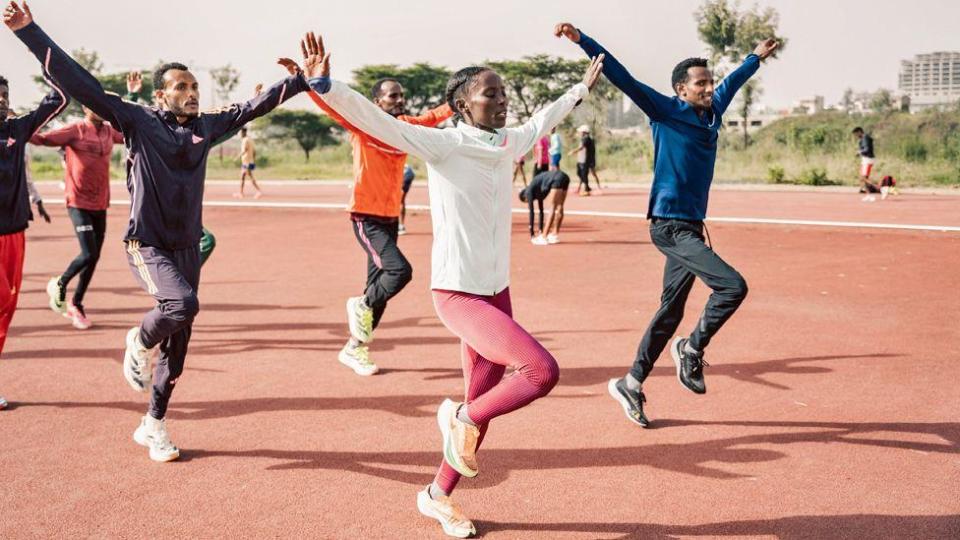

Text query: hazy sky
(2, 0), (958, 111)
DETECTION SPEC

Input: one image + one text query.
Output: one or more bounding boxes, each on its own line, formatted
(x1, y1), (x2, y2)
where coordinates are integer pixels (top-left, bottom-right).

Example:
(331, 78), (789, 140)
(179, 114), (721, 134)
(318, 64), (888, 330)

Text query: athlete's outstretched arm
(555, 22), (674, 121)
(712, 39), (778, 115)
(204, 68), (309, 142)
(5, 2), (132, 130)
(507, 54), (602, 160)
(298, 31), (455, 163)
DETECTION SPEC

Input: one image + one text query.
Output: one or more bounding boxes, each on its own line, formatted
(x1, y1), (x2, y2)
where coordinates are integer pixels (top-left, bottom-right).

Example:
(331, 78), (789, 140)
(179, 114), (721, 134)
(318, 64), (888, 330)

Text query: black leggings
(61, 207), (106, 307)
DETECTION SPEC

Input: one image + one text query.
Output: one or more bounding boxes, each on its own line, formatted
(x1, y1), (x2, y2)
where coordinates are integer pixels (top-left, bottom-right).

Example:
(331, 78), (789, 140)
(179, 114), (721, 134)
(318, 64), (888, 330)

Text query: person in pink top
(532, 134), (550, 176)
(30, 73), (136, 329)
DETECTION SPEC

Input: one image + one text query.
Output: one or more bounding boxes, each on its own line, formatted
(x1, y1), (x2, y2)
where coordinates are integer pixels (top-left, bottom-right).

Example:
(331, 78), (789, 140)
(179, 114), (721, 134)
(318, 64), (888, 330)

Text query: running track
(2, 182), (958, 538)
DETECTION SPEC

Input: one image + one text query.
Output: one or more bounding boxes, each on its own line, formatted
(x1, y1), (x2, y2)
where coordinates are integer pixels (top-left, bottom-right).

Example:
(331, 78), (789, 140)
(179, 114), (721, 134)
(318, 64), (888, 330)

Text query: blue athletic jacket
(14, 22), (309, 250)
(577, 30), (760, 221)
(0, 79), (68, 235)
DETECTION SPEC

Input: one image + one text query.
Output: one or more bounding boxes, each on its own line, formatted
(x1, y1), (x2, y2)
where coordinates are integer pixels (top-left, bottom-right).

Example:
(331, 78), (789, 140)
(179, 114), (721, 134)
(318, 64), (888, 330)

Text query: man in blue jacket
(556, 22), (779, 427)
(6, 1), (310, 460)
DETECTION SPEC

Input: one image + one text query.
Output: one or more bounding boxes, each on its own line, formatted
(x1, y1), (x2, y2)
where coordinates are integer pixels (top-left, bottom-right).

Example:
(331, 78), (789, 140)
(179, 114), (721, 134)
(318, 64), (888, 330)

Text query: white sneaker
(546, 233), (560, 244)
(133, 415), (180, 462)
(338, 342), (379, 376)
(346, 296), (374, 344)
(417, 487), (476, 538)
(437, 399), (479, 478)
(67, 304), (92, 330)
(398, 224), (407, 236)
(0, 395), (8, 410)
(46, 277), (67, 316)
(861, 195), (876, 202)
(531, 235), (548, 246)
(123, 327), (153, 393)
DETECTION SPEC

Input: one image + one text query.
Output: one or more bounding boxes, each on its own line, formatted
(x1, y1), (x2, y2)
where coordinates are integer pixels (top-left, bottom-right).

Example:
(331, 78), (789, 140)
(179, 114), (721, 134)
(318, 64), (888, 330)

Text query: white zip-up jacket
(320, 80), (589, 296)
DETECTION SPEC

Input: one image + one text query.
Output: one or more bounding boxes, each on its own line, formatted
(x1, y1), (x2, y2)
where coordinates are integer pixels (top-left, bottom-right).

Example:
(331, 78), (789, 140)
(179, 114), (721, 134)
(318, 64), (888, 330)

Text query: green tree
(870, 89), (893, 114)
(256, 110), (342, 162)
(695, 0), (787, 147)
(351, 62), (451, 115)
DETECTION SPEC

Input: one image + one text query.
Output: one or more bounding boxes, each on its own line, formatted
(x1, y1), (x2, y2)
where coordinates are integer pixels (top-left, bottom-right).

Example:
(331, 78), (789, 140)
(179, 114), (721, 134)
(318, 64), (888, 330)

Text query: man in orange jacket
(308, 78), (452, 376)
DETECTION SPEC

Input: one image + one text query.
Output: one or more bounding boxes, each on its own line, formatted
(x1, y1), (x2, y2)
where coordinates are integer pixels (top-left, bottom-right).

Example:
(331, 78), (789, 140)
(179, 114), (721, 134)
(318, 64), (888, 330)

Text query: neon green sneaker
(46, 277), (67, 316)
(337, 342), (379, 376)
(346, 296), (374, 344)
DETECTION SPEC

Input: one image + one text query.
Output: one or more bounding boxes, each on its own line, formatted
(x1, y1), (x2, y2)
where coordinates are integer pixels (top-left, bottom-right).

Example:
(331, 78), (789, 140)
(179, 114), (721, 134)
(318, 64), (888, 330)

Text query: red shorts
(0, 230), (26, 356)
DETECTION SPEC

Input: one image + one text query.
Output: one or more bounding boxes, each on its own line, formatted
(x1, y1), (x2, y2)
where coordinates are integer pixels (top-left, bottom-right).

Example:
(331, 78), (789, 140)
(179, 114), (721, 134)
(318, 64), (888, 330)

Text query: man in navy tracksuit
(7, 2), (310, 460)
(0, 64), (68, 411)
(556, 23), (779, 427)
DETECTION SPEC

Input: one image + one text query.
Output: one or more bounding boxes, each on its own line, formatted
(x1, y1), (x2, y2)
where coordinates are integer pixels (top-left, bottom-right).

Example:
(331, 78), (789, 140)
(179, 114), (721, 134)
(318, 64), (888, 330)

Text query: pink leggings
(431, 287), (560, 494)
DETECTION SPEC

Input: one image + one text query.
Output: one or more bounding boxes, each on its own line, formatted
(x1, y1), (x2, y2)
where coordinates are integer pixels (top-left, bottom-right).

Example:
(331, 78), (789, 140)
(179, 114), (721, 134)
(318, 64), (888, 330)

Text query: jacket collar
(456, 121), (508, 148)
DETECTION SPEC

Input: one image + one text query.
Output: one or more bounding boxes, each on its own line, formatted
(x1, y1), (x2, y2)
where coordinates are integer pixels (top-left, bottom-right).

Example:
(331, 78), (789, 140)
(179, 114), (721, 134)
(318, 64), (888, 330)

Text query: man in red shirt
(31, 83), (130, 329)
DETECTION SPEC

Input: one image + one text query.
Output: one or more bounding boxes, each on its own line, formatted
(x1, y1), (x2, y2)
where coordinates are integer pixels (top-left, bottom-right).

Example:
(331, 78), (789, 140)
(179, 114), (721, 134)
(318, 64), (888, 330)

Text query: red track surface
(2, 183), (958, 539)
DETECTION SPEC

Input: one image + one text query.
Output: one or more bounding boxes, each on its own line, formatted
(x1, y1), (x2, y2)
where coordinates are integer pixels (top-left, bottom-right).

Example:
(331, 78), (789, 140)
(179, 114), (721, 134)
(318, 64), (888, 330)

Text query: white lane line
(39, 198), (960, 233)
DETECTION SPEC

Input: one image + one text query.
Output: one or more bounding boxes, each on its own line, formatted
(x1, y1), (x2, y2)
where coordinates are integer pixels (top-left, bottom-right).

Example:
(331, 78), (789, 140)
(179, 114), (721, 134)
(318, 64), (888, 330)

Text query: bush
(796, 167), (834, 186)
(767, 165), (786, 183)
(902, 138), (929, 163)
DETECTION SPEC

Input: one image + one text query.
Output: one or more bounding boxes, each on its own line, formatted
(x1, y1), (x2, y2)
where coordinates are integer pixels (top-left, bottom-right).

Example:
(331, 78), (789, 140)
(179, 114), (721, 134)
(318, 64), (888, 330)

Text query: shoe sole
(670, 338), (705, 395)
(345, 298), (373, 344)
(417, 493), (475, 538)
(337, 348), (378, 376)
(437, 400), (478, 478)
(607, 379), (649, 428)
(123, 329), (150, 393)
(0, 399), (7, 410)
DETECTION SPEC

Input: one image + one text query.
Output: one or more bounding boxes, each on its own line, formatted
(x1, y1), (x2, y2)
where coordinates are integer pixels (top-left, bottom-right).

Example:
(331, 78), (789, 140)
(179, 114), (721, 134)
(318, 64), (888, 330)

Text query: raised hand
(300, 31), (331, 79)
(2, 1), (33, 31)
(753, 38), (780, 60)
(553, 22), (581, 43)
(582, 54), (605, 92)
(253, 83), (263, 97)
(126, 72), (142, 94)
(276, 58), (301, 77)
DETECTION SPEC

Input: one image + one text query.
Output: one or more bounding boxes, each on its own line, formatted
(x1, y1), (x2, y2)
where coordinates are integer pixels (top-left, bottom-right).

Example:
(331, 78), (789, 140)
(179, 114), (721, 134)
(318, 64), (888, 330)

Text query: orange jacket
(309, 92), (452, 218)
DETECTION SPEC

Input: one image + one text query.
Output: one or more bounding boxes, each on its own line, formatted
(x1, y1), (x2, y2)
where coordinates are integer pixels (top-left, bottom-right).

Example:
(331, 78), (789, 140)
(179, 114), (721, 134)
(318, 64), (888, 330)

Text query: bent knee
(527, 353), (560, 394)
(163, 293), (200, 322)
(729, 275), (748, 302)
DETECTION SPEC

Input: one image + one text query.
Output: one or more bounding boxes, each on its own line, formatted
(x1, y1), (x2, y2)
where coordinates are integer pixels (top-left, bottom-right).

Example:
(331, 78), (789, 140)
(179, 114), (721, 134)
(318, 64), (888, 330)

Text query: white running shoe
(546, 233), (560, 244)
(46, 277), (67, 316)
(531, 235), (548, 246)
(346, 296), (374, 344)
(861, 195), (876, 202)
(398, 224), (407, 236)
(133, 415), (180, 462)
(0, 395), (8, 410)
(338, 342), (379, 376)
(67, 304), (92, 330)
(123, 327), (153, 393)
(437, 399), (479, 478)
(417, 487), (476, 538)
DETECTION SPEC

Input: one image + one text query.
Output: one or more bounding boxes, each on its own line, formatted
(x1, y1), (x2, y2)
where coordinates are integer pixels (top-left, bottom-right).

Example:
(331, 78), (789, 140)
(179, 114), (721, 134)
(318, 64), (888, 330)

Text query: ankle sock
(625, 373), (642, 392)
(428, 482), (448, 500)
(456, 404), (477, 427)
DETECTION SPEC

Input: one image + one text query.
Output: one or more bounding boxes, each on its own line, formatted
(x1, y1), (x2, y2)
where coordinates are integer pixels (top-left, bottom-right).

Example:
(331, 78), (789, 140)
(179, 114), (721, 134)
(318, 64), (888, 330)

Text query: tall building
(899, 51), (960, 111)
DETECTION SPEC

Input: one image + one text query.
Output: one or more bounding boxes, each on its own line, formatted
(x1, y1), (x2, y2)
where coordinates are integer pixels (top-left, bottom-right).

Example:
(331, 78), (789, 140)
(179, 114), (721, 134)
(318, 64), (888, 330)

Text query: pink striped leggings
(431, 287), (560, 494)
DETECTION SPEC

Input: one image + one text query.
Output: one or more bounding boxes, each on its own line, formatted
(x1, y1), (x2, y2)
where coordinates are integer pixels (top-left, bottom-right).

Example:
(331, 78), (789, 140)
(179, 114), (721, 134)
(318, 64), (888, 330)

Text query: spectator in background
(852, 127), (879, 202)
(570, 124), (602, 195)
(548, 126), (562, 170)
(533, 133), (550, 175)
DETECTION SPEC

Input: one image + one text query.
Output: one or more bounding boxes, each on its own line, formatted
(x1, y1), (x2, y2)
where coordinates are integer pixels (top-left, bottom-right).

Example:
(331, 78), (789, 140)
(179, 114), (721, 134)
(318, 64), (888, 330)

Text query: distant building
(607, 96), (648, 129)
(791, 96), (825, 115)
(899, 51), (960, 111)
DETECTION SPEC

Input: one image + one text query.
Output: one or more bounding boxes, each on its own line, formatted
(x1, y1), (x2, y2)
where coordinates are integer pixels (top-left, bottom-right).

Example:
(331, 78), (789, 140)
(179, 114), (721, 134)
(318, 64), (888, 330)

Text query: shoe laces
(684, 350), (709, 375)
(352, 345), (373, 367)
(151, 421), (176, 451)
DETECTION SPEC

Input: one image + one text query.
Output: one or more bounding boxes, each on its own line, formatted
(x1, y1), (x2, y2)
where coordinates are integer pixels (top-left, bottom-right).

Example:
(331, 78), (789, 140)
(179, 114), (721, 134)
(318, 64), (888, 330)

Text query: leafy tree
(870, 89), (893, 114)
(351, 62), (451, 115)
(695, 0), (787, 147)
(256, 110), (342, 162)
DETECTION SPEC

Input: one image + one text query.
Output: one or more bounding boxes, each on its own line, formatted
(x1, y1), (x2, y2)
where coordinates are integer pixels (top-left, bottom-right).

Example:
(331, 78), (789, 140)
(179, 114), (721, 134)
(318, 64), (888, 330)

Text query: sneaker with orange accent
(67, 304), (92, 330)
(437, 399), (479, 478)
(417, 486), (476, 538)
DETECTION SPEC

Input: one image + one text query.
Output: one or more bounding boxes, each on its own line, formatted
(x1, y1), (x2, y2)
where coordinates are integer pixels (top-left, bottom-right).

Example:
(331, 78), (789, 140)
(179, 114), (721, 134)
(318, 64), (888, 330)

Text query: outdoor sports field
(2, 181), (958, 539)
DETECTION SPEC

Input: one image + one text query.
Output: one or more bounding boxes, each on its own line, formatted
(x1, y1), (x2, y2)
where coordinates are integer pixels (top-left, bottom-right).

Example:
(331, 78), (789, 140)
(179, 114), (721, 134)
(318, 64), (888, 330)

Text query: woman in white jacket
(294, 32), (603, 538)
